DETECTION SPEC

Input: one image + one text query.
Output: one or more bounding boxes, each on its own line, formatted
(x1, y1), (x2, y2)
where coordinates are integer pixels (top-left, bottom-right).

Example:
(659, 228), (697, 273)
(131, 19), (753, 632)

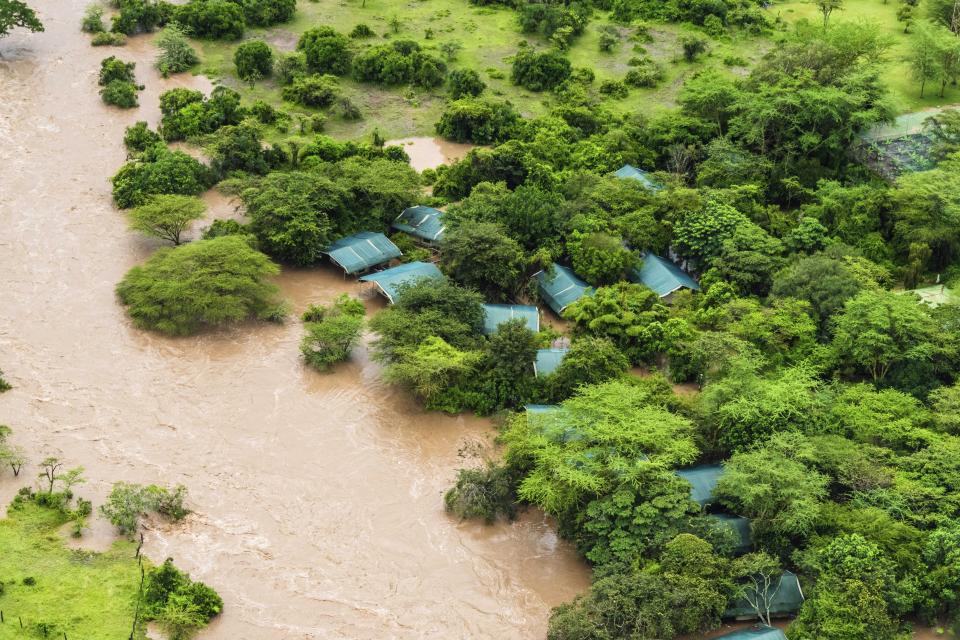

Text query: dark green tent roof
(714, 626), (787, 640)
(628, 252), (700, 298)
(725, 571), (805, 619)
(392, 205), (446, 243)
(676, 464), (723, 506)
(358, 261), (444, 303)
(614, 164), (662, 191)
(324, 231), (402, 275)
(481, 304), (540, 335)
(535, 264), (593, 315)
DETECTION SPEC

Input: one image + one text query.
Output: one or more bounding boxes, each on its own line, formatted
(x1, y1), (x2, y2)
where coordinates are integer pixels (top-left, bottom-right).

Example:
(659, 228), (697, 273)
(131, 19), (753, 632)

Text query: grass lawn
(189, 0), (959, 143)
(0, 501), (145, 640)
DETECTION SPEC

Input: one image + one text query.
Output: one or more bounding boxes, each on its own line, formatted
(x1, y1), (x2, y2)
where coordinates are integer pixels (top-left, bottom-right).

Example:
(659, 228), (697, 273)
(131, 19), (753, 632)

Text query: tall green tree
(0, 0), (43, 37)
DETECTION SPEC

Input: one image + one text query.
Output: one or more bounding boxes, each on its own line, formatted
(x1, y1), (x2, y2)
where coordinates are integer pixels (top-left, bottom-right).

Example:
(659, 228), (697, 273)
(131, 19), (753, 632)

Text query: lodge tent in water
(614, 164), (663, 191)
(323, 231), (402, 275)
(725, 571), (805, 620)
(713, 626), (787, 640)
(392, 205), (446, 243)
(535, 264), (593, 315)
(629, 252), (700, 300)
(359, 261), (444, 303)
(481, 304), (540, 335)
(676, 464), (723, 506)
(534, 348), (569, 377)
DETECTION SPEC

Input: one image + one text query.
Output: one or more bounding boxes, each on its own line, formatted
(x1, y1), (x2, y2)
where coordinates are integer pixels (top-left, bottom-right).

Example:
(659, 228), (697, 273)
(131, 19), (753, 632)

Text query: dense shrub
(81, 4), (104, 33)
(352, 40), (447, 87)
(300, 295), (366, 371)
(435, 98), (520, 144)
(110, 0), (167, 35)
(155, 24), (198, 76)
(510, 45), (572, 91)
(92, 31), (127, 45)
(349, 23), (374, 38)
(111, 143), (212, 208)
(233, 39), (272, 80)
(173, 0), (245, 39)
(158, 86), (244, 141)
(237, 0), (296, 27)
(101, 79), (139, 108)
(144, 559), (222, 626)
(98, 55), (136, 85)
(448, 68), (486, 99)
(624, 57), (664, 87)
(281, 74), (340, 108)
(297, 26), (351, 75)
(116, 236), (283, 335)
(444, 463), (518, 523)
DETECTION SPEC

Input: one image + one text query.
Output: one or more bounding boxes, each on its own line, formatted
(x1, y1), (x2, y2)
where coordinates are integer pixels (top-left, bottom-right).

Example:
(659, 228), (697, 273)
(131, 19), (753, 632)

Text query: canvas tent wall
(534, 348), (568, 377)
(535, 264), (593, 315)
(676, 464), (723, 507)
(358, 261), (444, 303)
(481, 304), (540, 335)
(392, 205), (446, 243)
(725, 571), (805, 620)
(713, 626), (787, 640)
(324, 231), (402, 275)
(614, 164), (662, 191)
(629, 252), (700, 299)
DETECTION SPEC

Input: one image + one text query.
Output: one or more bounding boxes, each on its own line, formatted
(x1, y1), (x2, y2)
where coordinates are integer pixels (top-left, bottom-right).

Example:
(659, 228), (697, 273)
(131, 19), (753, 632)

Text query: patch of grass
(0, 501), (145, 639)
(188, 0), (956, 144)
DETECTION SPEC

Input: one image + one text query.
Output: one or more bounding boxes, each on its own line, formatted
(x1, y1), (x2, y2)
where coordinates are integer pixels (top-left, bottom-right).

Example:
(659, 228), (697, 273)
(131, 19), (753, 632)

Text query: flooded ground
(0, 2), (589, 639)
(385, 136), (475, 172)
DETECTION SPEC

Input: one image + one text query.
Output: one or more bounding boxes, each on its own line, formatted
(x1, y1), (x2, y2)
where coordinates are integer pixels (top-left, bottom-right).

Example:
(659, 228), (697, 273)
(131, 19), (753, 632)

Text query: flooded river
(0, 2), (589, 638)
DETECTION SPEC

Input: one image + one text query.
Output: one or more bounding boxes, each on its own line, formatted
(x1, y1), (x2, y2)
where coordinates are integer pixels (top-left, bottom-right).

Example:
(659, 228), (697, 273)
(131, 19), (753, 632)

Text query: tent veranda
(324, 231), (402, 275)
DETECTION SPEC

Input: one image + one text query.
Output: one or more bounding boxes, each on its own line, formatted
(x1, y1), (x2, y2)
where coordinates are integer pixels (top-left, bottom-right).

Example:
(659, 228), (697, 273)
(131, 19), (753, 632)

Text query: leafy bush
(352, 40), (447, 87)
(110, 0), (167, 35)
(281, 74), (339, 107)
(144, 558), (222, 630)
(123, 121), (163, 153)
(444, 463), (517, 523)
(155, 24), (199, 76)
(0, 370), (10, 393)
(98, 55), (136, 85)
(173, 0), (245, 39)
(238, 0), (295, 27)
(92, 31), (127, 45)
(81, 4), (104, 32)
(624, 57), (664, 87)
(300, 295), (365, 371)
(273, 51), (307, 85)
(435, 98), (520, 144)
(100, 80), (139, 108)
(297, 26), (351, 75)
(116, 236), (282, 335)
(598, 78), (629, 98)
(233, 39), (272, 80)
(448, 68), (486, 99)
(128, 194), (205, 245)
(158, 86), (244, 141)
(111, 143), (212, 208)
(510, 45), (572, 91)
(349, 23), (374, 38)
(681, 34), (709, 61)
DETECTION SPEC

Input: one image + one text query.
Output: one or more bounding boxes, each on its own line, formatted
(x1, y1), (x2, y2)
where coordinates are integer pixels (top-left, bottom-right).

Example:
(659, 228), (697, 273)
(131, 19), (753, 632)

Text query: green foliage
(352, 39), (447, 88)
(81, 4), (104, 33)
(100, 482), (192, 536)
(440, 221), (524, 300)
(0, 0), (42, 37)
(174, 0), (245, 39)
(116, 236), (282, 335)
(144, 558), (222, 638)
(156, 24), (199, 76)
(384, 336), (482, 408)
(123, 121), (162, 154)
(546, 336), (630, 401)
(300, 294), (365, 371)
(673, 199), (748, 268)
(109, 0), (165, 35)
(91, 30), (127, 45)
(281, 73), (340, 107)
(567, 231), (636, 286)
(448, 68), (485, 99)
(0, 370), (10, 393)
(100, 79), (139, 108)
(128, 194), (206, 245)
(158, 85), (244, 141)
(511, 45), (572, 91)
(234, 39), (272, 81)
(112, 143), (212, 208)
(444, 462), (518, 523)
(435, 97), (520, 144)
(297, 26), (351, 75)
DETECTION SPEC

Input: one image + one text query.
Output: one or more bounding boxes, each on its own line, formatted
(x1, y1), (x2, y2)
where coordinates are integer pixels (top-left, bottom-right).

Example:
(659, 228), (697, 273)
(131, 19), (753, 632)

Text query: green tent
(392, 205), (446, 243)
(534, 348), (568, 377)
(535, 264), (593, 315)
(725, 571), (805, 620)
(614, 164), (662, 191)
(628, 252), (699, 298)
(358, 261), (444, 303)
(481, 304), (540, 335)
(324, 231), (402, 275)
(676, 464), (723, 506)
(711, 513), (752, 555)
(714, 626), (787, 640)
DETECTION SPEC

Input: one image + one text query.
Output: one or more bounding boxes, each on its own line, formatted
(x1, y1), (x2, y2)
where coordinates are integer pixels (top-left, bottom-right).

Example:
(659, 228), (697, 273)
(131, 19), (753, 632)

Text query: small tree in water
(128, 194), (206, 245)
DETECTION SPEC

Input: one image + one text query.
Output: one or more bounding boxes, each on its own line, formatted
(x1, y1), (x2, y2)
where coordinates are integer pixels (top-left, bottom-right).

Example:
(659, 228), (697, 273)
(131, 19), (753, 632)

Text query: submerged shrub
(155, 24), (199, 76)
(444, 462), (517, 523)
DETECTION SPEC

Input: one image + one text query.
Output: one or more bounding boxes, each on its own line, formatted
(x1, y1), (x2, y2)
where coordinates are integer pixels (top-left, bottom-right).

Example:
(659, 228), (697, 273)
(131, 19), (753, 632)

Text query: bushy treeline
(108, 0), (295, 39)
(407, 18), (960, 640)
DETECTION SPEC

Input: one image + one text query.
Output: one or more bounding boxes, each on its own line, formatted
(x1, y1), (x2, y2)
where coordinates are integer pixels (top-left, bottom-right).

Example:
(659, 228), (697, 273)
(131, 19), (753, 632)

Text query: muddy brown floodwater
(0, 2), (590, 638)
(385, 136), (476, 172)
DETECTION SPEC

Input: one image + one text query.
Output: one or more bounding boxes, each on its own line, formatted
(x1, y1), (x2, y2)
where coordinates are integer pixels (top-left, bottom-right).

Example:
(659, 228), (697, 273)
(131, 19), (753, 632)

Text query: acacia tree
(0, 0), (43, 37)
(731, 552), (784, 626)
(816, 0), (843, 27)
(128, 195), (206, 245)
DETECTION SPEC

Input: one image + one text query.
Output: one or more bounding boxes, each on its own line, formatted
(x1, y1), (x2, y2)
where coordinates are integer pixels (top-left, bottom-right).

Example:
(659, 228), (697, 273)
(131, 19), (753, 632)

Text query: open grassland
(0, 502), (144, 640)
(193, 0), (958, 140)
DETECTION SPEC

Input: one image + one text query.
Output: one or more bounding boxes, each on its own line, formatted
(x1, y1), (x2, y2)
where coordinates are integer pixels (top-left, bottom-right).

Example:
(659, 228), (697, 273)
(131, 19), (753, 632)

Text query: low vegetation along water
(0, 2), (589, 637)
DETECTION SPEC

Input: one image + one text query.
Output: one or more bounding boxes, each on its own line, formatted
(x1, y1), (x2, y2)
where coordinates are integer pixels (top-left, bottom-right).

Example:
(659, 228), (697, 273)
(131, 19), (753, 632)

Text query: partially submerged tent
(713, 626), (787, 640)
(711, 513), (752, 555)
(725, 571), (805, 620)
(535, 264), (593, 315)
(358, 261), (444, 303)
(534, 348), (568, 377)
(481, 304), (540, 335)
(676, 464), (723, 507)
(614, 164), (662, 191)
(628, 253), (699, 299)
(392, 205), (446, 243)
(324, 231), (402, 275)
